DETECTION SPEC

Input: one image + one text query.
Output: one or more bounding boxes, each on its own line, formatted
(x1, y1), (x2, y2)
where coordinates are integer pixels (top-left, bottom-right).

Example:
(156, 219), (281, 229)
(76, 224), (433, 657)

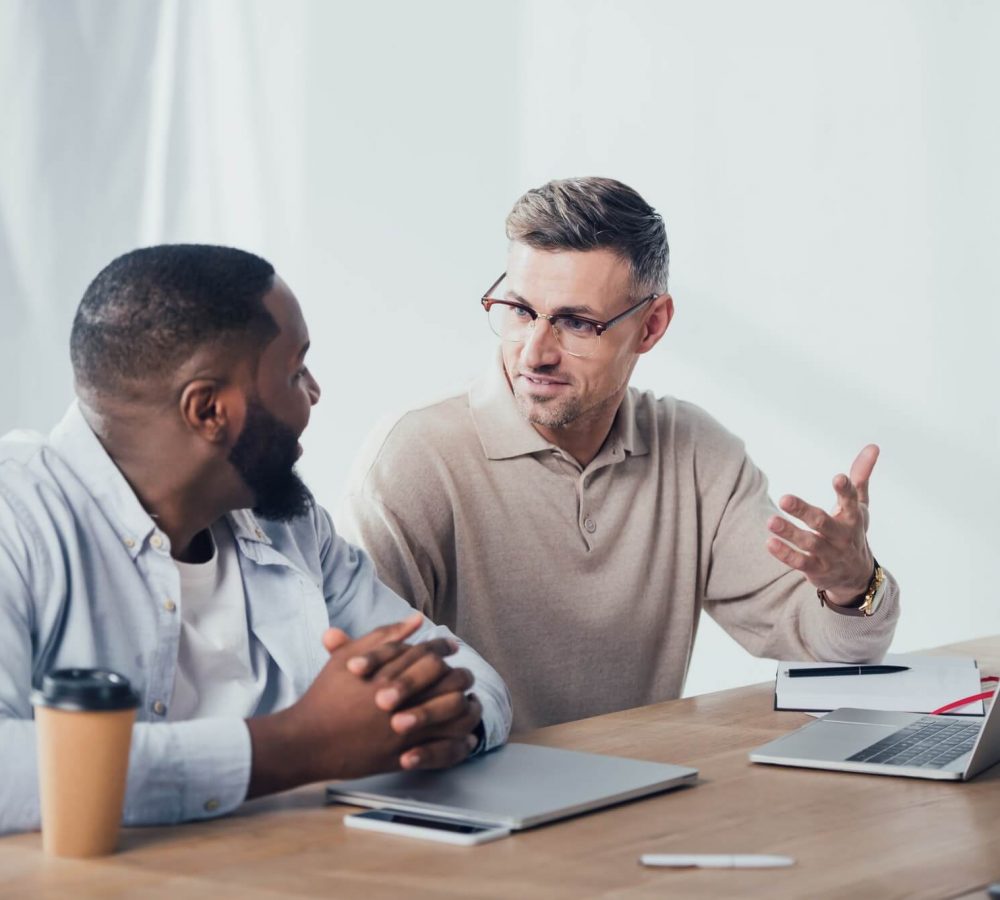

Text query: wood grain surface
(2, 635), (997, 900)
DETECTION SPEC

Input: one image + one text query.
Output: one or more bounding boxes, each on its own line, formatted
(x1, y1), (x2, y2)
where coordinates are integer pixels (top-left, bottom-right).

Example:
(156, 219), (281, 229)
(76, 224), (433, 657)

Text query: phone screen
(358, 809), (495, 834)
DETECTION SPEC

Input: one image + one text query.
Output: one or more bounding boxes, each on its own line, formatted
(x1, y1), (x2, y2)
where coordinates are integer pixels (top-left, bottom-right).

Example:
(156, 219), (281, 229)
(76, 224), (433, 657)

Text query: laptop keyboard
(846, 716), (981, 769)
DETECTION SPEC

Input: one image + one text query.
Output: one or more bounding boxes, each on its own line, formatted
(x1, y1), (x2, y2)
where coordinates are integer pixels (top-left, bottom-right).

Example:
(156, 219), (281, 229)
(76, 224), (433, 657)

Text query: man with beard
(0, 245), (511, 834)
(340, 177), (900, 731)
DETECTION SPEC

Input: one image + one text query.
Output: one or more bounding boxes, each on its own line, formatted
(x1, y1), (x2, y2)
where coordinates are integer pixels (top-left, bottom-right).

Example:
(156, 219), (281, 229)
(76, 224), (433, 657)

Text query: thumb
(849, 443), (880, 506)
(321, 627), (351, 654)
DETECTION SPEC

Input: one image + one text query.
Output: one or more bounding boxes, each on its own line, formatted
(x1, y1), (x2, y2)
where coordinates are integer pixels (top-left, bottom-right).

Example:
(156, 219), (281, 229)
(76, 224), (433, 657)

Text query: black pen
(787, 665), (910, 678)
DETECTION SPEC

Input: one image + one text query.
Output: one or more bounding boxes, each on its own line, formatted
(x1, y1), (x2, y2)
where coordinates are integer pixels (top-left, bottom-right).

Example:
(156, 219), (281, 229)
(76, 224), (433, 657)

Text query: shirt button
(123, 537), (136, 549)
(163, 598), (176, 613)
(254, 528), (264, 540)
(584, 517), (597, 533)
(152, 700), (167, 716)
(150, 534), (163, 549)
(203, 798), (220, 812)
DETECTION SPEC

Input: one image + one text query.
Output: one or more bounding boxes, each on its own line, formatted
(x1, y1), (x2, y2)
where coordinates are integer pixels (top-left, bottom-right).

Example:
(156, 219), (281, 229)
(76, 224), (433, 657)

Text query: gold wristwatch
(818, 559), (886, 617)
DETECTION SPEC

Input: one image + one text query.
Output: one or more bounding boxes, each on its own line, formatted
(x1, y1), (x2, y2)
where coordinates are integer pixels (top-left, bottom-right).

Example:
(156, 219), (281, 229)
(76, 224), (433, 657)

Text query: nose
(307, 370), (321, 406)
(519, 316), (562, 369)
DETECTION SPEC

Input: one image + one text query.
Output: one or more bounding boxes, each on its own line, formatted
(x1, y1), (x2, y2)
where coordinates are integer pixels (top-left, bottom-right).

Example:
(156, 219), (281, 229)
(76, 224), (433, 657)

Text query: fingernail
(446, 639), (459, 653)
(466, 734), (478, 750)
(376, 687), (400, 708)
(393, 712), (417, 731)
(401, 752), (420, 769)
(346, 657), (367, 673)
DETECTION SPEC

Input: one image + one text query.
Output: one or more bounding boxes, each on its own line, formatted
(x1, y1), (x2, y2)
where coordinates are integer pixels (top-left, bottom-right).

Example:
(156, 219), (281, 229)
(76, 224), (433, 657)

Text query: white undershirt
(168, 521), (266, 721)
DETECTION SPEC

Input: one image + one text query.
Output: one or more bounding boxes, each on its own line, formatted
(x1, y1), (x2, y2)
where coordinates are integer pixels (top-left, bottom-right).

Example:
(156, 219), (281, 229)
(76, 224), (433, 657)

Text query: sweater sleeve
(701, 447), (900, 664)
(337, 488), (439, 621)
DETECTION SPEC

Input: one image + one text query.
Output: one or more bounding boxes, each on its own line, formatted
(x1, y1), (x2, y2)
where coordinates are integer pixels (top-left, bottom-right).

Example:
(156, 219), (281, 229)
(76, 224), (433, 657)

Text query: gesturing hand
(765, 444), (879, 606)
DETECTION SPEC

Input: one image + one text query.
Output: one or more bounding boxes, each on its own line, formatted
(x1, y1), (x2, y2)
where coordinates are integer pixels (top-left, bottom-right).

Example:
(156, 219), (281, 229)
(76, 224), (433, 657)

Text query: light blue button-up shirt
(0, 403), (512, 834)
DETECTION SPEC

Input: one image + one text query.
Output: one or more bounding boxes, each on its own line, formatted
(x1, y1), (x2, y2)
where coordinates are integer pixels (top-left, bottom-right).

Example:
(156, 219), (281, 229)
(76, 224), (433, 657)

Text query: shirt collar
(48, 402), (274, 558)
(614, 383), (649, 458)
(227, 508), (273, 546)
(47, 402), (158, 558)
(468, 352), (552, 460)
(468, 352), (649, 461)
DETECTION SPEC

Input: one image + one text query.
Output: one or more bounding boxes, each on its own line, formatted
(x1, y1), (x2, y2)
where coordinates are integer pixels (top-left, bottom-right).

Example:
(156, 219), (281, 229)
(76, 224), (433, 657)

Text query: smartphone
(343, 808), (511, 846)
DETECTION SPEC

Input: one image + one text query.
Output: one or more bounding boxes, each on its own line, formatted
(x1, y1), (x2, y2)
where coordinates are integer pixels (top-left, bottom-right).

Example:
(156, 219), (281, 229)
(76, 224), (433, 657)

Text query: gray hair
(505, 177), (669, 294)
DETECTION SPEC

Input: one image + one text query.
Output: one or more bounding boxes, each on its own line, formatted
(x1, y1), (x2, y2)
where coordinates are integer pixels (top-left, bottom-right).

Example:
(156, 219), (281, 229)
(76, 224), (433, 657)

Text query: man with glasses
(340, 177), (899, 731)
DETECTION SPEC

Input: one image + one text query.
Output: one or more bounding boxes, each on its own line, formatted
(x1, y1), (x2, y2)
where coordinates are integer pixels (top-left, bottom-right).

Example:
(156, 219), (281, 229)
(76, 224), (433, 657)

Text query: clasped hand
(765, 444), (879, 606)
(323, 613), (482, 771)
(246, 613), (481, 797)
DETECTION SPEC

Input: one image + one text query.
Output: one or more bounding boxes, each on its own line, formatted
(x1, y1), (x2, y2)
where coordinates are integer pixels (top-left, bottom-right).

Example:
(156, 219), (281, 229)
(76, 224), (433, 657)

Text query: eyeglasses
(480, 272), (657, 358)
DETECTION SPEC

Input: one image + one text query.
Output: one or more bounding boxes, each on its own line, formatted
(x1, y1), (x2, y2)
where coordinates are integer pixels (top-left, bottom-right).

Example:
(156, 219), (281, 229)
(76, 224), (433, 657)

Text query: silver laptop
(750, 694), (1000, 780)
(326, 742), (697, 829)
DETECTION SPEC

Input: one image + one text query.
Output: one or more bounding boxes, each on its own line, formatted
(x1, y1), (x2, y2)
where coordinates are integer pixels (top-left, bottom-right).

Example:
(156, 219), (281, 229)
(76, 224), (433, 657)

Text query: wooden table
(2, 636), (998, 899)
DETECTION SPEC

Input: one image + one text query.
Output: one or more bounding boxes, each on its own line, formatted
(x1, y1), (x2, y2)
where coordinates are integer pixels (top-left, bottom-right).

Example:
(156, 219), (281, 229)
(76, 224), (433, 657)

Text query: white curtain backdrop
(1, 0), (997, 696)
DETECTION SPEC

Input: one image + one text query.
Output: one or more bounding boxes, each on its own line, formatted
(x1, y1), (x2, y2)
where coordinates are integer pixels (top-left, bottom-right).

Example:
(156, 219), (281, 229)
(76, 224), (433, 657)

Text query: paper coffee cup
(31, 669), (140, 858)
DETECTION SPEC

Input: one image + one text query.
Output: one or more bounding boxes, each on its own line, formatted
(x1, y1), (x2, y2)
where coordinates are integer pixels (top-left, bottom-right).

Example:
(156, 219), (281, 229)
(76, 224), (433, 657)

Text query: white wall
(1, 0), (997, 696)
(506, 0), (1000, 693)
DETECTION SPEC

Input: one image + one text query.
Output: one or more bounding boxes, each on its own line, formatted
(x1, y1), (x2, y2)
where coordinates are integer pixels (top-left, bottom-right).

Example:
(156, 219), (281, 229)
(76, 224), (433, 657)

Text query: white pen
(640, 854), (795, 869)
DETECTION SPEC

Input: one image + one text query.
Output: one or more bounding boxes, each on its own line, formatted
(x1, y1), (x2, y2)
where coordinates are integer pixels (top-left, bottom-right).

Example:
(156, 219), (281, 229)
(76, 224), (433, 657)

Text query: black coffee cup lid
(30, 668), (140, 712)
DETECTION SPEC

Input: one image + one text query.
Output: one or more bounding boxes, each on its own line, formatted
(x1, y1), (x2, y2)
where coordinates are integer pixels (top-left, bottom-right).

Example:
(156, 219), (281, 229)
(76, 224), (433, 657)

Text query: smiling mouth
(520, 373), (569, 387)
(517, 373), (571, 398)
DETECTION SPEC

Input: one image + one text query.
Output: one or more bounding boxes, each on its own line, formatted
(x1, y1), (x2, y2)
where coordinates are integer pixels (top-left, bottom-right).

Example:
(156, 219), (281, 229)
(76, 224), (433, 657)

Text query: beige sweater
(340, 361), (900, 730)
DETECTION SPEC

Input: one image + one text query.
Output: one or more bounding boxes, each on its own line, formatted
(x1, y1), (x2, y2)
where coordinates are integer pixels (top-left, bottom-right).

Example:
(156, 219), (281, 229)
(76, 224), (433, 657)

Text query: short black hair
(70, 244), (278, 395)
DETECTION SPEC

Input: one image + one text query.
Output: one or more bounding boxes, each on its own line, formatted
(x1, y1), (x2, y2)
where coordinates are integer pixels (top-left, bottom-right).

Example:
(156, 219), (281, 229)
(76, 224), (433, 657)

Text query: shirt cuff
(124, 718), (251, 825)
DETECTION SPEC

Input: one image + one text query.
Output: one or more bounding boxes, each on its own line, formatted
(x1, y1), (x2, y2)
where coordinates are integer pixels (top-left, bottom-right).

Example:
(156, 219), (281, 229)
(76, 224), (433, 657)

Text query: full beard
(228, 398), (313, 522)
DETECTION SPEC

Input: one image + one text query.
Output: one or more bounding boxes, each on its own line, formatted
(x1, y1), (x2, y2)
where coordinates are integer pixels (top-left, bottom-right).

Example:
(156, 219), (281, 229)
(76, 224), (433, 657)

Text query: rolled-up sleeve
(0, 495), (48, 834)
(0, 488), (252, 833)
(123, 719), (251, 825)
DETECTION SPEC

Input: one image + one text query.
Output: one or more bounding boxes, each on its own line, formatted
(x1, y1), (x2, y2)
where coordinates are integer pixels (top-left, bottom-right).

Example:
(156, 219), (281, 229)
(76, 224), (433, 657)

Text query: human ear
(178, 379), (242, 447)
(636, 294), (674, 354)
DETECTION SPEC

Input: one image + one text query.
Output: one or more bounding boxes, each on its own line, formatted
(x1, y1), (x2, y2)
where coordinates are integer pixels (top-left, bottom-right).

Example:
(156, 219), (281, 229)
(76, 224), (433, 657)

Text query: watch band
(818, 559), (885, 617)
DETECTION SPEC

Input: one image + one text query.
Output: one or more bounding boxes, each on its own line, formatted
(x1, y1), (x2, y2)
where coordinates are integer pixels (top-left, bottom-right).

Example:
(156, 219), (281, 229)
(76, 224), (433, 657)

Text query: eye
(293, 365), (309, 381)
(509, 305), (534, 321)
(558, 316), (597, 336)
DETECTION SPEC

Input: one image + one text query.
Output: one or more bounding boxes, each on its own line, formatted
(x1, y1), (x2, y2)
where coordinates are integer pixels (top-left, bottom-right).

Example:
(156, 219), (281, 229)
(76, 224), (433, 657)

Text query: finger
(392, 692), (482, 735)
(342, 612), (424, 658)
(321, 627), (351, 654)
(395, 666), (476, 708)
(372, 638), (458, 682)
(345, 641), (407, 675)
(831, 473), (860, 520)
(400, 734), (478, 771)
(374, 652), (456, 711)
(766, 536), (818, 577)
(777, 495), (838, 536)
(849, 444), (879, 506)
(347, 637), (456, 677)
(767, 515), (822, 554)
